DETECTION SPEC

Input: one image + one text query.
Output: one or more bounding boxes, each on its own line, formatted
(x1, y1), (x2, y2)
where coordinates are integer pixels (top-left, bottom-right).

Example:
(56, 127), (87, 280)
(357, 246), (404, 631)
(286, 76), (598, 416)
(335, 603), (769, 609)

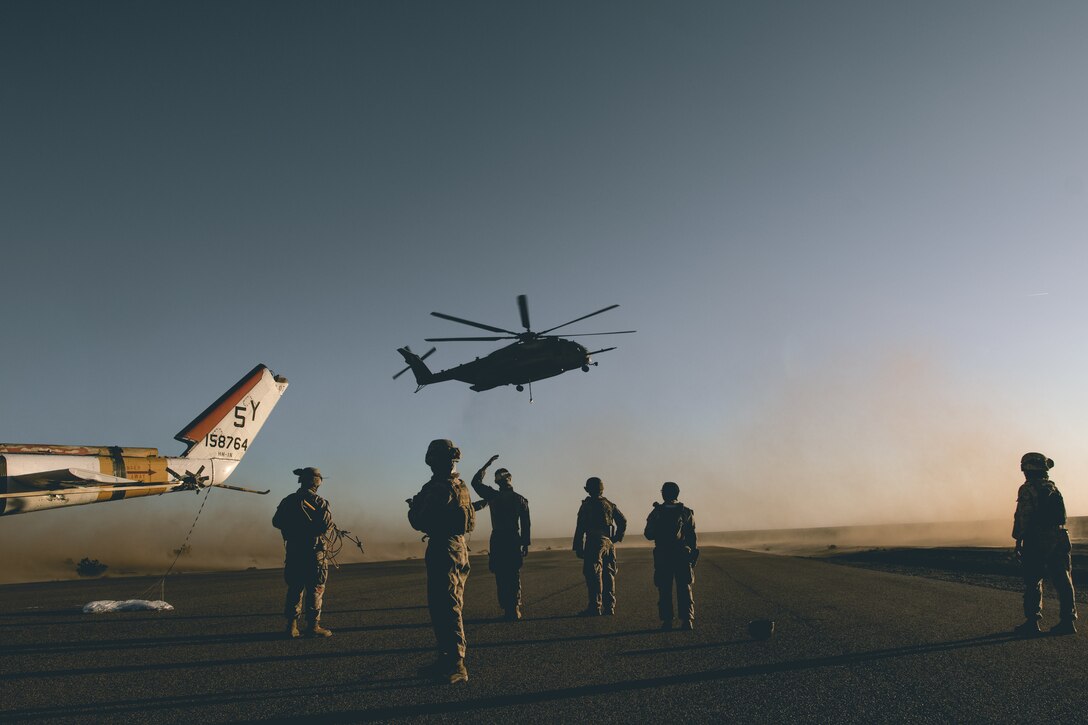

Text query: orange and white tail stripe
(174, 364), (289, 461)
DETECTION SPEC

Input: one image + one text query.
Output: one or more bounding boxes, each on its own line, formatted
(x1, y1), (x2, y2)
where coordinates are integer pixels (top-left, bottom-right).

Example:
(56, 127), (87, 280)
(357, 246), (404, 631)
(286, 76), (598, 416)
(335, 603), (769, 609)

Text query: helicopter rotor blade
(587, 346), (617, 355)
(552, 330), (637, 337)
(424, 336), (515, 342)
(431, 311), (519, 335)
(393, 346), (437, 380)
(538, 304), (621, 335)
(517, 294), (531, 331)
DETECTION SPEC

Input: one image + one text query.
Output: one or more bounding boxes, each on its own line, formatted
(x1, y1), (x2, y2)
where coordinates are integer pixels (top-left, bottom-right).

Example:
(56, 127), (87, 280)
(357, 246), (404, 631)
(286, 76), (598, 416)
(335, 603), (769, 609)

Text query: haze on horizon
(2, 1), (1087, 581)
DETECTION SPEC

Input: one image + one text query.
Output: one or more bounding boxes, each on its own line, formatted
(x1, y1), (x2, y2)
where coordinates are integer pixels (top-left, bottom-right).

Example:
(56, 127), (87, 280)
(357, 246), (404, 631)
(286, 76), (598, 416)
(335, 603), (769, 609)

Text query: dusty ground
(6, 547), (1088, 723)
(818, 544), (1088, 604)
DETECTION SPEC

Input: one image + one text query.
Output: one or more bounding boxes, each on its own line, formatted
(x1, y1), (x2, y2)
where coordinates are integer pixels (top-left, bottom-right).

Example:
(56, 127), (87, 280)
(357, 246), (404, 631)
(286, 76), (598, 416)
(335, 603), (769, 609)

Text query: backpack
(273, 493), (308, 534)
(651, 503), (687, 545)
(1036, 484), (1066, 528)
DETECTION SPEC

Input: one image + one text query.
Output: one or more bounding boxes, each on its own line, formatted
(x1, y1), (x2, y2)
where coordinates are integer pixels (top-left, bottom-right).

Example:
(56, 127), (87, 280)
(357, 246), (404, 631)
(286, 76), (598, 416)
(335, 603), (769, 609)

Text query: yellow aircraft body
(0, 364), (287, 516)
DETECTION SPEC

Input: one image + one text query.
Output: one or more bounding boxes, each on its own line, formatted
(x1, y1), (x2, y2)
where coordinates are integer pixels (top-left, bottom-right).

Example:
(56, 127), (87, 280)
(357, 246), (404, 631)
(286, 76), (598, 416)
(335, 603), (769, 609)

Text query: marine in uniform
(573, 477), (627, 616)
(272, 467), (333, 638)
(407, 439), (476, 683)
(1012, 451), (1077, 636)
(471, 455), (532, 621)
(644, 481), (698, 630)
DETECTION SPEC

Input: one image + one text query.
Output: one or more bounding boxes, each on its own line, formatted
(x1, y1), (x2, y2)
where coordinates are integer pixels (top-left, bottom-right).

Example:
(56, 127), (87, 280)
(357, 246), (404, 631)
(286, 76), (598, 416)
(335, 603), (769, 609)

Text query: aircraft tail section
(175, 364), (289, 461)
(396, 346), (436, 386)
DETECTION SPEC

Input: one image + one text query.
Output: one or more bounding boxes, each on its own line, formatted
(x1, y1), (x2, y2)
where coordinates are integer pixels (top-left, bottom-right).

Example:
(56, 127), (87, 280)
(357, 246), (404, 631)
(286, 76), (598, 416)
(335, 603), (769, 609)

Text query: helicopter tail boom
(396, 346), (436, 387)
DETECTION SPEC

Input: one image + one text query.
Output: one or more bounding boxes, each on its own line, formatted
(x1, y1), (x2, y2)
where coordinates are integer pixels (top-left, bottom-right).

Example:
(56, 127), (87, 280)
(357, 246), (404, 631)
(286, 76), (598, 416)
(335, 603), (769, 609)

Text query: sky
(2, 1), (1088, 579)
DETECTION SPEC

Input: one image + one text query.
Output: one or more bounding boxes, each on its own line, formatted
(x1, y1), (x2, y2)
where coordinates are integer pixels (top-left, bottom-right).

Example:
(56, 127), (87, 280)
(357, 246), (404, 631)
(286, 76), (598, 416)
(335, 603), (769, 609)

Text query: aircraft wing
(7, 468), (141, 490)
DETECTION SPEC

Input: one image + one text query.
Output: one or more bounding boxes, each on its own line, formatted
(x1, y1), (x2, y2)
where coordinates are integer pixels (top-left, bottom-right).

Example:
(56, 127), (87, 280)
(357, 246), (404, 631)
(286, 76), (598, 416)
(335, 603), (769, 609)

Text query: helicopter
(395, 295), (635, 399)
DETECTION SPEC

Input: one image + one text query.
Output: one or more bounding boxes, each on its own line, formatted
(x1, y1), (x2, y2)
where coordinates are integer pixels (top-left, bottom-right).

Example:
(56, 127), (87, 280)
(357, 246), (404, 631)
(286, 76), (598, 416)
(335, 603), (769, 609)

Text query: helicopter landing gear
(581, 365), (590, 372)
(516, 385), (524, 392)
(515, 383), (533, 402)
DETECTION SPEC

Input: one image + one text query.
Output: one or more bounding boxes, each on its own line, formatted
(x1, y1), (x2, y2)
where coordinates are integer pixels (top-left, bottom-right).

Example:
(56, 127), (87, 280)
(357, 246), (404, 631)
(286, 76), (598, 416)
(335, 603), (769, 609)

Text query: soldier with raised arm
(573, 477), (627, 616)
(471, 455), (532, 621)
(272, 467), (333, 639)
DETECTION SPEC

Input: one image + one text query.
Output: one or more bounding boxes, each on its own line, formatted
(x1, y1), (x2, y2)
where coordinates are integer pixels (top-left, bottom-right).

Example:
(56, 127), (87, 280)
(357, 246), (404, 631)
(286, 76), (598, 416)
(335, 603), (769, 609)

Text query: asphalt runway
(2, 547), (1087, 723)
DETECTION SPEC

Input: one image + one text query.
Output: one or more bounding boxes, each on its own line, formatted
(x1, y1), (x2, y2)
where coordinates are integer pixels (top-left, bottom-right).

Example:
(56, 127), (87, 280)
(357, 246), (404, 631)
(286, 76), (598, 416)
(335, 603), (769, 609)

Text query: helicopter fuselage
(433, 338), (590, 391)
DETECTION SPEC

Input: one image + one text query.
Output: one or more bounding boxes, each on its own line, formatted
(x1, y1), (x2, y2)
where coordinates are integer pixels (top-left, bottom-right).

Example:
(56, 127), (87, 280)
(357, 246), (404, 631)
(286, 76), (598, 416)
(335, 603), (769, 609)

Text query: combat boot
(681, 620), (694, 631)
(1050, 620), (1077, 635)
(578, 607), (601, 617)
(285, 618), (301, 639)
(306, 620), (333, 638)
(1014, 619), (1041, 636)
(444, 658), (469, 684)
(660, 620), (673, 630)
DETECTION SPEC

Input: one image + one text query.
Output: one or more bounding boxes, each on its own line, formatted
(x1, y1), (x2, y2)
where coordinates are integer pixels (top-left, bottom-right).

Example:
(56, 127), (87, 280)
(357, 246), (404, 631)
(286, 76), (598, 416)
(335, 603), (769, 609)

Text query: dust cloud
(0, 490), (425, 585)
(1, 351), (1077, 584)
(537, 351), (1053, 542)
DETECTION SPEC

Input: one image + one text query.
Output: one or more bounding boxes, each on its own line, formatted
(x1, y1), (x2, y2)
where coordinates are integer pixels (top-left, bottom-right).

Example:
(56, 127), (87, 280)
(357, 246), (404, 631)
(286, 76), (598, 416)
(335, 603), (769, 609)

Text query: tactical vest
(408, 476), (476, 536)
(453, 477), (476, 535)
(581, 496), (614, 533)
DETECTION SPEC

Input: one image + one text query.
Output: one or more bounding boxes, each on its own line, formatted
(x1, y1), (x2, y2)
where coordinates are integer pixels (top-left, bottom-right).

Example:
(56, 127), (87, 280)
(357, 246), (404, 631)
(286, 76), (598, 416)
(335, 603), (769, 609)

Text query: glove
(1014, 540), (1023, 562)
(521, 545), (529, 557)
(574, 548), (584, 559)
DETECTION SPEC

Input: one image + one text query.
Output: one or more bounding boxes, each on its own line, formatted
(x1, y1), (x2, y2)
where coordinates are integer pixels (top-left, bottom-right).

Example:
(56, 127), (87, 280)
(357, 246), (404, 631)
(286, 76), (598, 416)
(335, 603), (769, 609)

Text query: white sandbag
(82, 599), (174, 613)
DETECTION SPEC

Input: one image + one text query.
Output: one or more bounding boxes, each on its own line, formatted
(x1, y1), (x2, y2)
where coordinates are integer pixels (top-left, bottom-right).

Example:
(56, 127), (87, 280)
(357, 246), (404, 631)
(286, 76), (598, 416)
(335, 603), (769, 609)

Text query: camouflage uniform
(273, 478), (333, 635)
(573, 482), (627, 615)
(408, 447), (476, 670)
(1013, 455), (1076, 631)
(644, 492), (698, 628)
(472, 469), (531, 619)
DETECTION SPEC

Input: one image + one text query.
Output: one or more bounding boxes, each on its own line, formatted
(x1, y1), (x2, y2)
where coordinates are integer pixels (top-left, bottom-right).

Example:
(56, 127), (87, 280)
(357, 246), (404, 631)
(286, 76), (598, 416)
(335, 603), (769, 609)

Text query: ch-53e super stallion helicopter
(0, 364), (288, 516)
(395, 295), (635, 400)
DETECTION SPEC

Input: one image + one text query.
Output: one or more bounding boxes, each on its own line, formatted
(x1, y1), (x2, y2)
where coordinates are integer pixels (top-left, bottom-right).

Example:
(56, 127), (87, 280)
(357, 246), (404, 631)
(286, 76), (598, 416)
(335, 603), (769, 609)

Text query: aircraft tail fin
(174, 364), (289, 460)
(395, 346), (436, 386)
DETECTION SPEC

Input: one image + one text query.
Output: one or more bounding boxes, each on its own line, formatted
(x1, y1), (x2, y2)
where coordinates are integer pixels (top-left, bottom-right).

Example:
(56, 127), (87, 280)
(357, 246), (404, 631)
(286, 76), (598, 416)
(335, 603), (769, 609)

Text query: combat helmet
(1020, 452), (1055, 472)
(425, 439), (461, 467)
(661, 481), (680, 501)
(584, 477), (604, 496)
(293, 467), (323, 489)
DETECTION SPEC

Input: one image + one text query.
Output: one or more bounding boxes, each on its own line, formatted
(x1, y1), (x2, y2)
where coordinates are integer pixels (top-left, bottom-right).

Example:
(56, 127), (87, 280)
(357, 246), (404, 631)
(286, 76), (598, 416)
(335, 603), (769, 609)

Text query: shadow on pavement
(1, 631), (1025, 721)
(620, 638), (751, 656)
(266, 631), (1025, 722)
(2, 641), (435, 682)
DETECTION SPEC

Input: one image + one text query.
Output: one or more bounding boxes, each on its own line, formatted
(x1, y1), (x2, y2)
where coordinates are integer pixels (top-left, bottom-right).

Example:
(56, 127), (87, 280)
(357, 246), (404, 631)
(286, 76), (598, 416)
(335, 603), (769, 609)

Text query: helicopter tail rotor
(393, 346), (437, 381)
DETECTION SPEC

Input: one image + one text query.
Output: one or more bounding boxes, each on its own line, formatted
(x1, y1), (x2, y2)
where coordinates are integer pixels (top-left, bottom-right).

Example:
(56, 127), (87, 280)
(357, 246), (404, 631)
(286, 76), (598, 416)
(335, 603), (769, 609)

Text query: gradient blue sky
(3, 1), (1087, 575)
